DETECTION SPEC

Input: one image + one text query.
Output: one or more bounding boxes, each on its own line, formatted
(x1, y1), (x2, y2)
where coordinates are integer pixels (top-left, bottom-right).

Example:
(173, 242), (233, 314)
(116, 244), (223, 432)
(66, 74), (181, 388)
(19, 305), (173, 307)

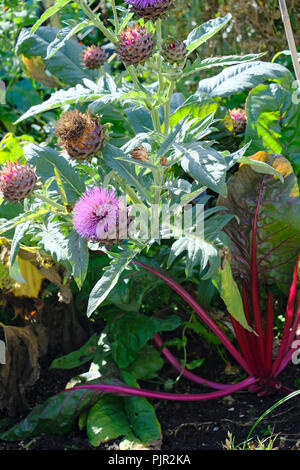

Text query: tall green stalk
(76, 0), (117, 44)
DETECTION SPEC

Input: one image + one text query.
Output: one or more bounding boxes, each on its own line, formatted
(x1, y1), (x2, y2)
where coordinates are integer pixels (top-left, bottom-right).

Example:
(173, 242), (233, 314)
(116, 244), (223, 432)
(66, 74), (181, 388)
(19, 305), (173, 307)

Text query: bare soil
(1, 342), (300, 452)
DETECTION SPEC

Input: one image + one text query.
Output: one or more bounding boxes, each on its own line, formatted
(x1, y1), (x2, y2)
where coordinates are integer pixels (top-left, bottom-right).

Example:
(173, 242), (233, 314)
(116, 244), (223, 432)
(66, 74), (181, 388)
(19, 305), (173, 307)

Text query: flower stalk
(76, 0), (117, 44)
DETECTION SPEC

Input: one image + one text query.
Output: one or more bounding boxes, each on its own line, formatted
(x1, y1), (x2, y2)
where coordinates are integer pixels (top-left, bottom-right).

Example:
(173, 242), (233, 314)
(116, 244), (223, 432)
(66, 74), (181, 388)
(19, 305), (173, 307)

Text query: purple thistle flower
(73, 187), (120, 242)
(124, 0), (173, 21)
(125, 0), (165, 6)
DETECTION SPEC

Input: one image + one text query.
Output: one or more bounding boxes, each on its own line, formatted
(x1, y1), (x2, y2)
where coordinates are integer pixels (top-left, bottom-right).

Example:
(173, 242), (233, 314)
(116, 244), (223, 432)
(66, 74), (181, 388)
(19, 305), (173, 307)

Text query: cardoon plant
(1, 0), (299, 448)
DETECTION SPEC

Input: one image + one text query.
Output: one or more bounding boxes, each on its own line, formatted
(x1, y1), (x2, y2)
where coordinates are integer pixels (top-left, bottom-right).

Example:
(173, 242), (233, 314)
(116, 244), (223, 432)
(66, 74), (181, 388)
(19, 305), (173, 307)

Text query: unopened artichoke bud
(124, 0), (174, 21)
(55, 110), (105, 161)
(130, 146), (150, 162)
(162, 40), (187, 64)
(117, 25), (154, 66)
(0, 161), (37, 203)
(82, 45), (108, 69)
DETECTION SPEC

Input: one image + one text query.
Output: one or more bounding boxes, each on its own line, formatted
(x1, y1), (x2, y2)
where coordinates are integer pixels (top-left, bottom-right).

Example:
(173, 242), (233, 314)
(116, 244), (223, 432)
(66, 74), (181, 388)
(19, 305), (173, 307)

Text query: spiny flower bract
(161, 40), (187, 64)
(124, 0), (173, 21)
(0, 161), (37, 203)
(81, 45), (108, 69)
(117, 25), (154, 65)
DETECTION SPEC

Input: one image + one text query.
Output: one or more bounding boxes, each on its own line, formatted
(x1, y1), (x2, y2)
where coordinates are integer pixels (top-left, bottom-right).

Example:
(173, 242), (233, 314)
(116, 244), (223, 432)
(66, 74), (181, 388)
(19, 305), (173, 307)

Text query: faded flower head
(229, 108), (247, 134)
(55, 110), (105, 161)
(0, 161), (37, 203)
(117, 25), (154, 65)
(130, 146), (150, 162)
(124, 0), (174, 21)
(73, 187), (130, 246)
(81, 45), (108, 69)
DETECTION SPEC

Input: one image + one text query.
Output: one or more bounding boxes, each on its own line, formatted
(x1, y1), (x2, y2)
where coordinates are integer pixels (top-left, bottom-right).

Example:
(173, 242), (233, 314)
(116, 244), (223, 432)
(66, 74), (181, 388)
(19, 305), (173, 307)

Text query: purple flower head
(125, 0), (165, 6)
(124, 0), (173, 21)
(73, 187), (120, 241)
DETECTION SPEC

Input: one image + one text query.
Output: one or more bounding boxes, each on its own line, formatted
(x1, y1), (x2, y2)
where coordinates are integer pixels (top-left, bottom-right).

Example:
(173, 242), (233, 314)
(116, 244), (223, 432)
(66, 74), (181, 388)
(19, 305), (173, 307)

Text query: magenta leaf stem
(132, 261), (252, 375)
(67, 376), (259, 401)
(271, 258), (299, 376)
(153, 334), (231, 390)
(250, 177), (267, 375)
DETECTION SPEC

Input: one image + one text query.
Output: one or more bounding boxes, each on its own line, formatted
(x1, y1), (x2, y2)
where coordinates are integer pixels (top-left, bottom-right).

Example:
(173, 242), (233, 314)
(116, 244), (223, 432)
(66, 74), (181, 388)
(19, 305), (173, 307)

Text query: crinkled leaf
(217, 151), (300, 294)
(50, 334), (98, 369)
(0, 388), (102, 441)
(108, 312), (181, 368)
(245, 83), (300, 173)
(46, 21), (93, 59)
(125, 345), (164, 380)
(86, 373), (161, 448)
(178, 142), (228, 196)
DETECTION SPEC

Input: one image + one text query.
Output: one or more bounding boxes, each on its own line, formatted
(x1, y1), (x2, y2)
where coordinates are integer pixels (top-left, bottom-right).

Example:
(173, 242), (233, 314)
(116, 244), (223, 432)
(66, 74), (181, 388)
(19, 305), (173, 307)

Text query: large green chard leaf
(217, 151), (300, 295)
(245, 83), (300, 175)
(86, 372), (161, 448)
(107, 312), (181, 368)
(0, 388), (103, 441)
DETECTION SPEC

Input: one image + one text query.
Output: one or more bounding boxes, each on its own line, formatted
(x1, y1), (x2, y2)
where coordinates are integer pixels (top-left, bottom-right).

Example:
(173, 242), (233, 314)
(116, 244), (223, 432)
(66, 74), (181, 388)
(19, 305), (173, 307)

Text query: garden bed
(1, 338), (300, 451)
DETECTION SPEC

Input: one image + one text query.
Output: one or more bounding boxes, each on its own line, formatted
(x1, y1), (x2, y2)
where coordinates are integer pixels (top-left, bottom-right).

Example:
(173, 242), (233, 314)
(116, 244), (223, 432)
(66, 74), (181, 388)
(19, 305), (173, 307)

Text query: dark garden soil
(1, 338), (300, 452)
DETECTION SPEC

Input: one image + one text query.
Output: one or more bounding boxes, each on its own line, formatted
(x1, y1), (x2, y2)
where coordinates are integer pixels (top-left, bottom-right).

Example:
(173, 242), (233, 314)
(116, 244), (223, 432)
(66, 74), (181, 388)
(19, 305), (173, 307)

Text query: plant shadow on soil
(0, 336), (300, 451)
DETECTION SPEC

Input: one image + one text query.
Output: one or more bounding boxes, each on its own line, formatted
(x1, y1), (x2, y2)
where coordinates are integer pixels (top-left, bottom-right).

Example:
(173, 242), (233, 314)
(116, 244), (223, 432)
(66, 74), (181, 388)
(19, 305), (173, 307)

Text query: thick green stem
(150, 107), (161, 133)
(164, 80), (175, 136)
(126, 65), (143, 91)
(111, 0), (119, 35)
(33, 193), (66, 212)
(155, 19), (164, 96)
(76, 0), (117, 44)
